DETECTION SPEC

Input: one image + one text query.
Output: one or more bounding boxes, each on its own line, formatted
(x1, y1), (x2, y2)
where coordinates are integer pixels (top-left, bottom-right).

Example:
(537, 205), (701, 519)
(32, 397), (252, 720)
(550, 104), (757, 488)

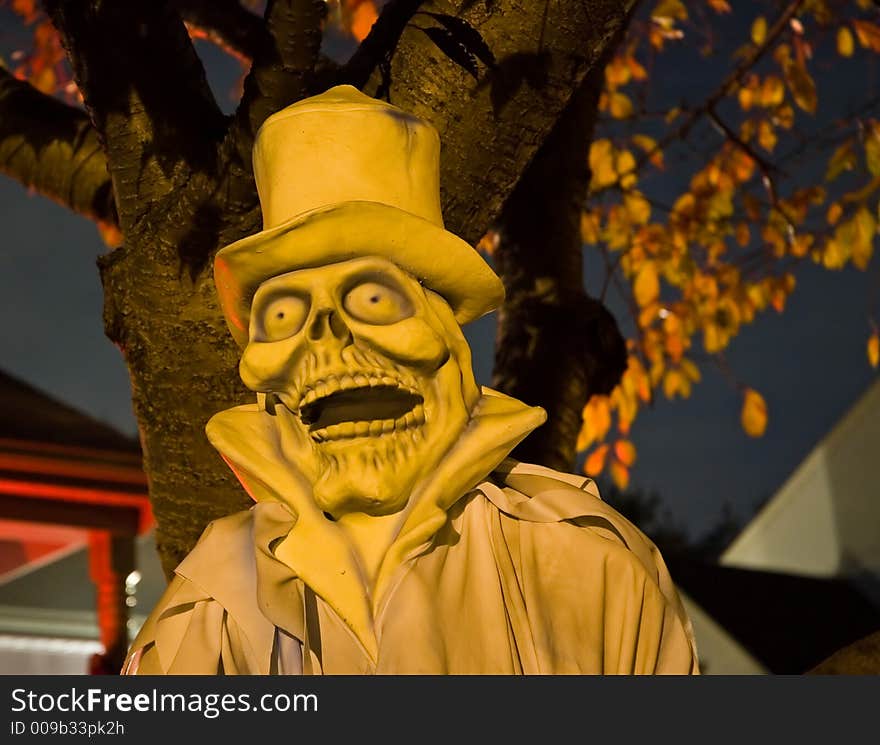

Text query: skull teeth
(311, 404), (426, 443)
(297, 371), (418, 410)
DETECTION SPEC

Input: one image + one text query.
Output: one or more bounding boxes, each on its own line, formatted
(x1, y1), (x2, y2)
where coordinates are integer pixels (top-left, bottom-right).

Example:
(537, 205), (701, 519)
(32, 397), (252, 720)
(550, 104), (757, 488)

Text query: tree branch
(231, 0), (327, 164)
(42, 0), (226, 234)
(601, 0), (807, 192)
(333, 0), (426, 90)
(173, 0), (264, 62)
(0, 67), (115, 225)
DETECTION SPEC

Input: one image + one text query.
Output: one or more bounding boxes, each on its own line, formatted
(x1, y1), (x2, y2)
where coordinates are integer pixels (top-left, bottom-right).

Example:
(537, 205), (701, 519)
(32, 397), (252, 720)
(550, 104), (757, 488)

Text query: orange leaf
(853, 20), (880, 53)
(741, 388), (768, 437)
(584, 444), (610, 477)
(614, 439), (637, 467)
(868, 332), (880, 368)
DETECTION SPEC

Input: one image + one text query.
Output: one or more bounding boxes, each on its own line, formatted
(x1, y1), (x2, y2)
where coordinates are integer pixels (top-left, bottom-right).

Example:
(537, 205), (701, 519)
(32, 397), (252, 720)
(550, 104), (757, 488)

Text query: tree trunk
(491, 64), (627, 473)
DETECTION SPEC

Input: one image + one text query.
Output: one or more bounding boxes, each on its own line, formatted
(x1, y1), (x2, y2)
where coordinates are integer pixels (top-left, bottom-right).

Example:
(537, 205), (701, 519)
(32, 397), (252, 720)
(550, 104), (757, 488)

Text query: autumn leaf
(838, 27), (855, 57)
(634, 262), (660, 307)
(589, 139), (618, 190)
(741, 388), (768, 437)
(851, 208), (877, 270)
(578, 395), (612, 450)
(853, 20), (880, 53)
(826, 141), (856, 181)
(865, 123), (880, 177)
(869, 332), (880, 368)
(751, 16), (767, 46)
(609, 91), (634, 119)
(653, 0), (687, 22)
(624, 191), (651, 224)
(784, 58), (817, 114)
(826, 202), (843, 225)
(584, 444), (610, 477)
(707, 0), (731, 13)
(609, 460), (630, 490)
(614, 439), (637, 467)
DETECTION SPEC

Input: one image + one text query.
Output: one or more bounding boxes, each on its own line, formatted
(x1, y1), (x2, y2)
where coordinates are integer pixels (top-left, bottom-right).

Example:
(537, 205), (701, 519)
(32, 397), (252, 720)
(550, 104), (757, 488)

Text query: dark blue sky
(0, 5), (877, 540)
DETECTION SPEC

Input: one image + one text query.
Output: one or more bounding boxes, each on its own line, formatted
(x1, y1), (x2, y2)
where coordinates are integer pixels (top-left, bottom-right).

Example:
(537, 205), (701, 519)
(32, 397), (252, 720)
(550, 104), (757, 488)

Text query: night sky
(0, 5), (877, 541)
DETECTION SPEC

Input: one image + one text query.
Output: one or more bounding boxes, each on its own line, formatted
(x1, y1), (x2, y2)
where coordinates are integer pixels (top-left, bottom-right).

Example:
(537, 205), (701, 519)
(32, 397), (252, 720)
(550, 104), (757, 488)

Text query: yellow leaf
(784, 58), (817, 114)
(852, 207), (876, 270)
(868, 331), (880, 368)
(609, 460), (630, 491)
(624, 191), (651, 224)
(652, 0), (687, 22)
(741, 388), (768, 437)
(589, 139), (617, 190)
(634, 262), (660, 307)
(614, 439), (637, 467)
(578, 395), (612, 451)
(760, 75), (785, 107)
(735, 222), (751, 247)
(663, 368), (691, 399)
(616, 149), (638, 190)
(580, 211), (601, 244)
(584, 444), (610, 477)
(680, 358), (701, 383)
(865, 124), (880, 177)
(757, 120), (777, 152)
(751, 16), (767, 46)
(632, 134), (664, 169)
(826, 141), (856, 181)
(838, 27), (855, 57)
(609, 91), (634, 119)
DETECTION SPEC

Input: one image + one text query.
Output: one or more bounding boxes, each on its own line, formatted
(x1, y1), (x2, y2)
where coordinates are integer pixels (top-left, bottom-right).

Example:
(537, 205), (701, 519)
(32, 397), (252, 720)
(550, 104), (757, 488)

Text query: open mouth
(298, 383), (424, 442)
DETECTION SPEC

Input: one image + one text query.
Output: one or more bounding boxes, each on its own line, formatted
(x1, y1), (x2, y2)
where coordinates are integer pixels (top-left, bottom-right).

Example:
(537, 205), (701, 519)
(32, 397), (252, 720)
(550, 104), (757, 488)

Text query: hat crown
(253, 85), (444, 229)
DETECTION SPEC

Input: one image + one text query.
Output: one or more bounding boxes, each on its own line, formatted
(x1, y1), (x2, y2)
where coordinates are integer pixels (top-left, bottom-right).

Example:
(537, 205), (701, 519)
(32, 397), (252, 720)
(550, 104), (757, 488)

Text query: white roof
(722, 379), (880, 577)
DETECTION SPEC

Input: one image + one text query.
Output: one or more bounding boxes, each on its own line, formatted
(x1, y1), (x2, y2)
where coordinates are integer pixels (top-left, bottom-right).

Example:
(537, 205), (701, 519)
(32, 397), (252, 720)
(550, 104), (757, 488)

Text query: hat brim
(214, 201), (505, 347)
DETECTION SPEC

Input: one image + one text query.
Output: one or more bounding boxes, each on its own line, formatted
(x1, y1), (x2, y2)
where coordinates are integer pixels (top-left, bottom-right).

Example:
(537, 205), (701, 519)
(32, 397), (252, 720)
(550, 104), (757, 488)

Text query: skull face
(238, 257), (480, 518)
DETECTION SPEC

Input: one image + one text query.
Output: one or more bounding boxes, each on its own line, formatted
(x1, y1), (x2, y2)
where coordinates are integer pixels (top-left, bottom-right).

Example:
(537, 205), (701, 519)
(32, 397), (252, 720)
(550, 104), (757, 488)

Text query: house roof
(0, 369), (139, 453)
(667, 556), (880, 674)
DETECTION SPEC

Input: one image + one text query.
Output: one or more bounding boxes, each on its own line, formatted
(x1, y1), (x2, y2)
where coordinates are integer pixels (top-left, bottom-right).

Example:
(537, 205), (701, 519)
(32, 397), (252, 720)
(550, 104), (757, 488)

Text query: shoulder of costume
(482, 457), (668, 579)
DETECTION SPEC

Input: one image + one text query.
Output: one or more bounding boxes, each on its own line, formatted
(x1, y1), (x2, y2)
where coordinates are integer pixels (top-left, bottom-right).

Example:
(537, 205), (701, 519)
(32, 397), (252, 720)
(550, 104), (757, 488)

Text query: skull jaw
(270, 360), (471, 519)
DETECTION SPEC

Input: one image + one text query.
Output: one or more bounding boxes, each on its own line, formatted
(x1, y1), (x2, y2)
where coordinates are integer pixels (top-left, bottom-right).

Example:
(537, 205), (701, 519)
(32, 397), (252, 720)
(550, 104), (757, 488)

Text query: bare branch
(42, 0), (226, 233)
(231, 0), (326, 163)
(0, 67), (115, 225)
(173, 0), (264, 62)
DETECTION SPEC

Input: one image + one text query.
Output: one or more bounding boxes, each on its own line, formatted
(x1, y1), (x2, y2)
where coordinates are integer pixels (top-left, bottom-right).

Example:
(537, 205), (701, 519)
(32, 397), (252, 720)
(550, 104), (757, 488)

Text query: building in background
(0, 369), (155, 673)
(678, 379), (880, 673)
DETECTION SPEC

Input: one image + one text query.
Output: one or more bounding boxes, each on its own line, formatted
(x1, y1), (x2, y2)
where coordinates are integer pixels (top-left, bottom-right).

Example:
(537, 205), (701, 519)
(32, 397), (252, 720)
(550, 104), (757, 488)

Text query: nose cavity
(307, 308), (351, 343)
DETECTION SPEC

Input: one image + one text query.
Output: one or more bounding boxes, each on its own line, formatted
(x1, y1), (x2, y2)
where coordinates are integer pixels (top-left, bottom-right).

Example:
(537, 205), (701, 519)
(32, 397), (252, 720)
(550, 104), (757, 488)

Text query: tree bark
(491, 64), (627, 473)
(19, 0), (635, 576)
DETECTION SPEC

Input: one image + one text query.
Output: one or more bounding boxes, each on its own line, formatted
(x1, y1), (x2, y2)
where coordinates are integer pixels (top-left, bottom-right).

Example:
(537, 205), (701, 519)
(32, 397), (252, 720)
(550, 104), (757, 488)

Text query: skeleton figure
(124, 86), (699, 675)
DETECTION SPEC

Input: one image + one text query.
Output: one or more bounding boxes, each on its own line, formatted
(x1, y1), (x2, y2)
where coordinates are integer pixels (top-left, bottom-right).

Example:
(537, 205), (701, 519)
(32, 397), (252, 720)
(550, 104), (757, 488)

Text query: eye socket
(343, 280), (413, 325)
(256, 294), (309, 342)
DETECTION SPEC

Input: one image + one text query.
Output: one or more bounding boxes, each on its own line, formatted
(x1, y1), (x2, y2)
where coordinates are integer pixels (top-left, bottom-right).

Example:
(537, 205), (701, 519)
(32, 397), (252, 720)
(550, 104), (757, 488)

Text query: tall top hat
(214, 85), (504, 347)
